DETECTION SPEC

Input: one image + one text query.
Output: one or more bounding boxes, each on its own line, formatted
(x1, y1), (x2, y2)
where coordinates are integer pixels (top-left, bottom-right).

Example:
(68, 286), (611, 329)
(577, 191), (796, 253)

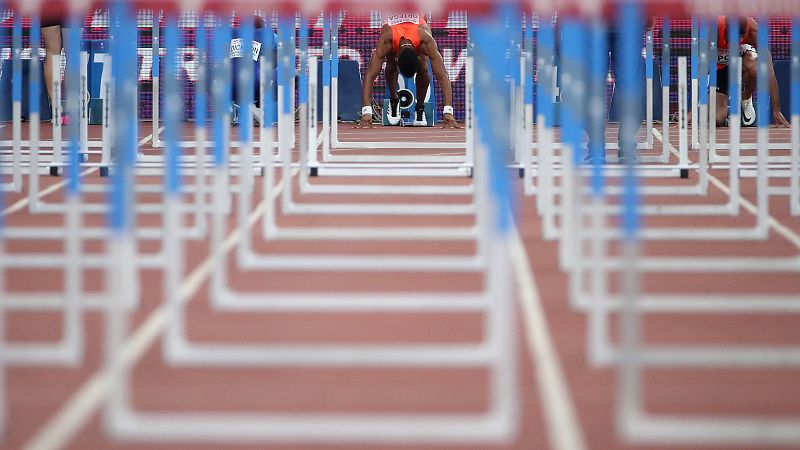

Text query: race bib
(718, 48), (729, 65)
(230, 38), (262, 61)
(717, 45), (756, 66)
(385, 13), (420, 26)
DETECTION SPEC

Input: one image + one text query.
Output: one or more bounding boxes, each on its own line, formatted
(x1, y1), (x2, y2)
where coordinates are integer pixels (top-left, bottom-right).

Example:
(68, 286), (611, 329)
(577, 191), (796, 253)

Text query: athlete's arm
(420, 31), (460, 128)
(764, 48), (790, 126)
(747, 18), (790, 127)
(356, 34), (391, 128)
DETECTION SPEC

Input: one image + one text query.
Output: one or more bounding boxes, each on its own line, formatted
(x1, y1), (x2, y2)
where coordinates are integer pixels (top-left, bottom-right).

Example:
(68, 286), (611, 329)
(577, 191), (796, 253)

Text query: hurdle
(527, 5), (800, 445)
(148, 10), (279, 160)
(101, 6), (519, 445)
(530, 17), (777, 250)
(2, 1), (799, 448)
(707, 15), (799, 200)
(524, 15), (696, 222)
(0, 12), (105, 179)
(0, 10), (88, 370)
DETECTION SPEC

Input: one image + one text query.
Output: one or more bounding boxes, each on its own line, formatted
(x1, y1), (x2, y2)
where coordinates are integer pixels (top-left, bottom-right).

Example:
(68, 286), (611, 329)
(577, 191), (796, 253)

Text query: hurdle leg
(308, 56), (318, 173)
(677, 58), (689, 168)
(151, 11), (161, 149)
(80, 51), (89, 156)
(330, 14), (340, 149)
(192, 16), (208, 233)
(727, 18), (743, 214)
(661, 18), (670, 163)
(50, 54), (63, 176)
(99, 56), (112, 176)
(645, 30), (653, 151)
(28, 17), (42, 209)
(791, 18), (799, 216)
(754, 16), (770, 237)
(708, 24), (719, 164)
(9, 13), (22, 191)
(297, 17), (310, 188)
(697, 20), (709, 195)
(691, 18), (699, 150)
(321, 13), (331, 161)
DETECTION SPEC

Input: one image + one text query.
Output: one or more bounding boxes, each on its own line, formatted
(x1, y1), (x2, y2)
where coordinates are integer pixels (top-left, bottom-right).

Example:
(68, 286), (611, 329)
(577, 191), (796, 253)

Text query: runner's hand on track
(441, 113), (461, 129)
(772, 110), (790, 128)
(355, 114), (374, 129)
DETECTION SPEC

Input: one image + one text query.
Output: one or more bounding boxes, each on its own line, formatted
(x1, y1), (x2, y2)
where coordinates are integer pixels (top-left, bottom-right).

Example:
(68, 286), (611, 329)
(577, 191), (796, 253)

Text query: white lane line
(23, 173), (291, 450)
(1, 168), (96, 217)
(1, 132), (155, 217)
(653, 128), (800, 250)
(509, 223), (587, 450)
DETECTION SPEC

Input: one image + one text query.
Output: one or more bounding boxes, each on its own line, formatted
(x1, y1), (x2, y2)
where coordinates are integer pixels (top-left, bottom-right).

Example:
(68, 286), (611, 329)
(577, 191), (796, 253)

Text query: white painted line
(1, 168), (97, 217)
(653, 128), (800, 250)
(1, 132), (155, 217)
(510, 223), (587, 450)
(23, 172), (291, 450)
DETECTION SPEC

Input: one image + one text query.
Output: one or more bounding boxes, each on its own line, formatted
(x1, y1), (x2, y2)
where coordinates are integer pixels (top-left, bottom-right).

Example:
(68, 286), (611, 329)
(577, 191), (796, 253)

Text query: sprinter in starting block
(356, 12), (459, 128)
(716, 16), (790, 127)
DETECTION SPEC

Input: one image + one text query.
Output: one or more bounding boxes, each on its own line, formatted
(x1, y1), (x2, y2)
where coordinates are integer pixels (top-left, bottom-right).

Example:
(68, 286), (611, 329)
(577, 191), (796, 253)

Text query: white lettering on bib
(718, 48), (729, 65)
(230, 38), (262, 61)
(385, 13), (420, 27)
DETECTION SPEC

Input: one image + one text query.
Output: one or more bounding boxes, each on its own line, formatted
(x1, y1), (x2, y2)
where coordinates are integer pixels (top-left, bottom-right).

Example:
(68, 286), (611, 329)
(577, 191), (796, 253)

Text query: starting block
(382, 60), (436, 126)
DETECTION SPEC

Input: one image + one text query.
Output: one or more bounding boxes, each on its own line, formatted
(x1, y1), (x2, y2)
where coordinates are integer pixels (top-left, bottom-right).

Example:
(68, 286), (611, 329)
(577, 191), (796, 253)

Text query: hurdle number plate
(230, 38), (262, 61)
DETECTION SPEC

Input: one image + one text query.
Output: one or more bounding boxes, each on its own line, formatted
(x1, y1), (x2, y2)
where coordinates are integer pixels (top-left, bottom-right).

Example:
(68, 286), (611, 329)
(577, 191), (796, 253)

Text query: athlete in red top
(357, 13), (459, 128)
(715, 16), (789, 127)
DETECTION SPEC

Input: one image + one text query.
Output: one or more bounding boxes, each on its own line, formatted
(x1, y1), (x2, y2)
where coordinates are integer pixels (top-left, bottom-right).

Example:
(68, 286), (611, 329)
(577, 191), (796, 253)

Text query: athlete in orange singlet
(356, 12), (459, 128)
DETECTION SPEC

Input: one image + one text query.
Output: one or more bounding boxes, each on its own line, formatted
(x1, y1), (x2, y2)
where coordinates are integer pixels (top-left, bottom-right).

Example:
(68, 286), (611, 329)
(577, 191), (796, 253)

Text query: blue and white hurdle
(100, 5), (520, 445)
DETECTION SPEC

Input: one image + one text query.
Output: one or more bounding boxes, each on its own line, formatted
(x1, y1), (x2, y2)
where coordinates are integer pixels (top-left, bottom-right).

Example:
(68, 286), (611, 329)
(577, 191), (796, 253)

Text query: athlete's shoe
(413, 108), (427, 127)
(231, 102), (240, 126)
(387, 98), (401, 125)
(741, 97), (756, 126)
(617, 151), (639, 165)
(583, 151), (606, 165)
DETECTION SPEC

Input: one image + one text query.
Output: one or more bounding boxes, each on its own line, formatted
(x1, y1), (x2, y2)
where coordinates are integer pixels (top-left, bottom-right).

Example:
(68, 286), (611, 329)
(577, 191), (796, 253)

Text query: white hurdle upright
(792, 17), (800, 216)
(0, 11), (88, 368)
(103, 7), (520, 445)
(566, 9), (800, 446)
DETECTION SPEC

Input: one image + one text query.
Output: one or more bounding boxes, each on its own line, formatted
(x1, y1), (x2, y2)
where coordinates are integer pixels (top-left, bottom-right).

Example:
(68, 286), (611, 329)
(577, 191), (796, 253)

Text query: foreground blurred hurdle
(1, 1), (800, 448)
(0, 10), (108, 183)
(539, 4), (800, 446)
(98, 6), (520, 445)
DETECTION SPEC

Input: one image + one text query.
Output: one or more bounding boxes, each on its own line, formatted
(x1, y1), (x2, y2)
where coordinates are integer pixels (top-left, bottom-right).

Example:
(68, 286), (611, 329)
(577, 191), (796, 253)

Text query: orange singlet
(384, 12), (427, 53)
(717, 16), (756, 69)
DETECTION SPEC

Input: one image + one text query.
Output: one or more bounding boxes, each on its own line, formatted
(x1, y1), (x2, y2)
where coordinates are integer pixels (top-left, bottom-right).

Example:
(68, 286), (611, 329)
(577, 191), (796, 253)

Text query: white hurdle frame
(104, 10), (518, 445)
